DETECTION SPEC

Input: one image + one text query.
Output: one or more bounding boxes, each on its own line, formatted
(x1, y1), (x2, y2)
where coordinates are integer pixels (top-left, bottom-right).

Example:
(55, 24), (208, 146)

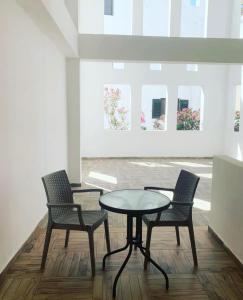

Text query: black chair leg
(188, 224), (198, 266)
(144, 225), (152, 270)
(104, 219), (111, 253)
(64, 230), (70, 248)
(41, 222), (52, 269)
(175, 226), (180, 246)
(88, 231), (96, 277)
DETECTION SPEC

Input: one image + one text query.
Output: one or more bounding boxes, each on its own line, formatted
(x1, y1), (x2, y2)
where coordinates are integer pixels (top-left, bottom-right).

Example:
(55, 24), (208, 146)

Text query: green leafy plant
(234, 110), (240, 132)
(177, 108), (200, 130)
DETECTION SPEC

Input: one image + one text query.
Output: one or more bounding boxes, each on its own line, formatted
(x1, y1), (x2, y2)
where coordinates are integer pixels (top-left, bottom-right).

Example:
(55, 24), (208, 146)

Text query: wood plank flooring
(1, 158), (243, 300)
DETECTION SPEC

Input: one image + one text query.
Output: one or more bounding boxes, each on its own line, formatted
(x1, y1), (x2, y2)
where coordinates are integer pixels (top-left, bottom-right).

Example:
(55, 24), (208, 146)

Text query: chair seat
(143, 207), (187, 224)
(54, 210), (107, 229)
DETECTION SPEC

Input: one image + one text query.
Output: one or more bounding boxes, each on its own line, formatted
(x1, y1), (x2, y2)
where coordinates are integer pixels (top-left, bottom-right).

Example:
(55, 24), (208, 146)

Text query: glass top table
(99, 189), (170, 215)
(99, 189), (171, 298)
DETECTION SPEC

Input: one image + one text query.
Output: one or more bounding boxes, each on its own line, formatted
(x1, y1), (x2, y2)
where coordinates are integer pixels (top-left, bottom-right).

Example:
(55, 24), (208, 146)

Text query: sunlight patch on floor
(84, 181), (112, 192)
(88, 171), (117, 184)
(170, 161), (212, 168)
(128, 161), (173, 168)
(194, 198), (211, 211)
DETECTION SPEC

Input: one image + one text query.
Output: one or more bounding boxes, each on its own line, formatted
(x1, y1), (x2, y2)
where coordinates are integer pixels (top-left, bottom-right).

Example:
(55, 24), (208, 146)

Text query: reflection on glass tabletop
(99, 189), (171, 214)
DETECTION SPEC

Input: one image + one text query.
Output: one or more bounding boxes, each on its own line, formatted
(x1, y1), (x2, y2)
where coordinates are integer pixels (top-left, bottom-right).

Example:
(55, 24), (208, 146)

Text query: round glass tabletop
(99, 189), (171, 215)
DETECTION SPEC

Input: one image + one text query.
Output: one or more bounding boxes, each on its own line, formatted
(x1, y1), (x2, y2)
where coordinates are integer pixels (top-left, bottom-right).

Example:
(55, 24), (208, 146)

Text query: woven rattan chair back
(42, 170), (73, 222)
(173, 169), (200, 218)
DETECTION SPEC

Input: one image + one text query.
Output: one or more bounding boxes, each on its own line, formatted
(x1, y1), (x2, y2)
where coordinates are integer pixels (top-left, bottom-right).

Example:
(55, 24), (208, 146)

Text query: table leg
(102, 242), (129, 270)
(135, 216), (169, 290)
(103, 215), (131, 270)
(103, 215), (169, 298)
(112, 216), (133, 297)
(139, 246), (169, 289)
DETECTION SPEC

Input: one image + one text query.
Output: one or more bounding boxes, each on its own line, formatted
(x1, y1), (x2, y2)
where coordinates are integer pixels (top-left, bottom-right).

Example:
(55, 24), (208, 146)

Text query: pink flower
(141, 112), (145, 123)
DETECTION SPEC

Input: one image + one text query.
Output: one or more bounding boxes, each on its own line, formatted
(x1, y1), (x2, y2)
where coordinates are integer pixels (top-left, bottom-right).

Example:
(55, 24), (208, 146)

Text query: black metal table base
(102, 215), (169, 298)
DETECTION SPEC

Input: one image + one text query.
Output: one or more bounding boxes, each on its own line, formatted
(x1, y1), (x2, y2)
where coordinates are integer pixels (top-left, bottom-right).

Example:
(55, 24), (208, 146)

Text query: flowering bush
(177, 108), (200, 130)
(104, 87), (129, 130)
(234, 110), (240, 132)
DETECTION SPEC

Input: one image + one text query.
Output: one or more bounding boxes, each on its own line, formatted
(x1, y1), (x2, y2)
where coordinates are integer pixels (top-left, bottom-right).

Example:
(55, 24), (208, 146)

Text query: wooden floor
(1, 158), (243, 300)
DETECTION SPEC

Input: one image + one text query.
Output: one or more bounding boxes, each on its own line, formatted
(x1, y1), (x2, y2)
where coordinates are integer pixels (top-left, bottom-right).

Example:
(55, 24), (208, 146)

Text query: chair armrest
(71, 188), (103, 195)
(144, 186), (175, 192)
(47, 203), (81, 209)
(70, 183), (81, 188)
(171, 201), (194, 207)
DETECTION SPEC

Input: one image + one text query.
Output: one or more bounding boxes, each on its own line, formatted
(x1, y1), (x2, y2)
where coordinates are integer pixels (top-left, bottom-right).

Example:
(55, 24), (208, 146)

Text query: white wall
(79, 0), (242, 158)
(223, 0), (243, 160)
(143, 0), (170, 37)
(180, 0), (208, 37)
(18, 0), (78, 57)
(79, 0), (233, 39)
(0, 0), (67, 272)
(79, 0), (103, 34)
(65, 0), (79, 29)
(223, 66), (242, 160)
(210, 156), (243, 264)
(104, 0), (133, 35)
(80, 61), (227, 157)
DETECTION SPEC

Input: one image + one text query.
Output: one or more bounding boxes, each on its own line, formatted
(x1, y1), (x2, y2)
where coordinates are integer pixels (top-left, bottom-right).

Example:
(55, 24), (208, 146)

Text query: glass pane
(186, 64), (198, 72)
(104, 84), (131, 130)
(141, 85), (167, 131)
(143, 0), (171, 36)
(113, 62), (125, 70)
(177, 86), (203, 130)
(234, 85), (241, 132)
(181, 0), (208, 37)
(150, 63), (162, 71)
(104, 0), (132, 35)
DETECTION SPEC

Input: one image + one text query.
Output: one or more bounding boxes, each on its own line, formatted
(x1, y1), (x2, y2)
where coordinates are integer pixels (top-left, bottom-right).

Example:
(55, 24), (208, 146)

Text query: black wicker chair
(41, 170), (111, 276)
(143, 169), (200, 268)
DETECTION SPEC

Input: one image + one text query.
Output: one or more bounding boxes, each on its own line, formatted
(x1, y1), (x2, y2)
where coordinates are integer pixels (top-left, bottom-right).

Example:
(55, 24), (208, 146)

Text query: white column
(170, 0), (182, 37)
(132, 0), (143, 35)
(66, 58), (81, 183)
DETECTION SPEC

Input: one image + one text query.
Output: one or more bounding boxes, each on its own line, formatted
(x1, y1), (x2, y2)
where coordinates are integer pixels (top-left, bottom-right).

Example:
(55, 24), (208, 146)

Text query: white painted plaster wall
(79, 0), (103, 34)
(79, 0), (241, 158)
(65, 0), (79, 29)
(18, 0), (78, 57)
(0, 0), (67, 272)
(223, 0), (243, 160)
(223, 66), (242, 160)
(143, 0), (170, 37)
(104, 0), (133, 35)
(80, 61), (227, 157)
(79, 0), (233, 39)
(210, 156), (243, 264)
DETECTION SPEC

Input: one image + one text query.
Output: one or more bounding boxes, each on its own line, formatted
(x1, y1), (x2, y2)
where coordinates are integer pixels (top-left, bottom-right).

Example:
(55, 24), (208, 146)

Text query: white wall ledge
(79, 34), (243, 64)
